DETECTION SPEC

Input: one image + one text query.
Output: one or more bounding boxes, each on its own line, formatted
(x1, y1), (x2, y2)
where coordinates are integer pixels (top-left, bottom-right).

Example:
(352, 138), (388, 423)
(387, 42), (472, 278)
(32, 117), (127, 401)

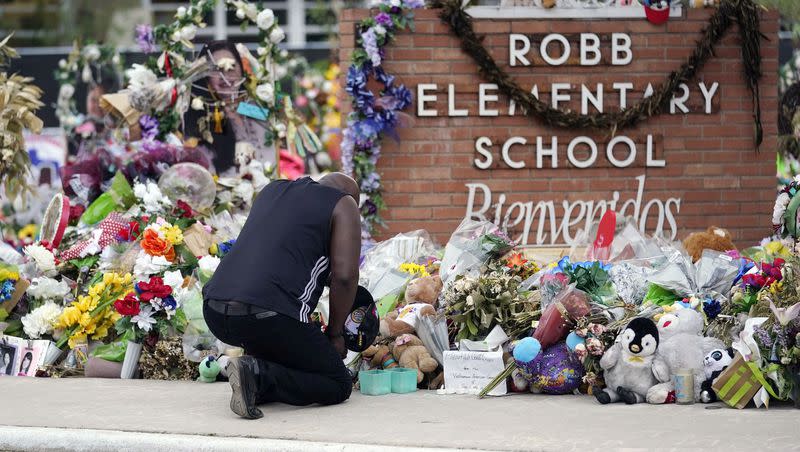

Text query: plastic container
(389, 368), (418, 394)
(358, 370), (392, 396)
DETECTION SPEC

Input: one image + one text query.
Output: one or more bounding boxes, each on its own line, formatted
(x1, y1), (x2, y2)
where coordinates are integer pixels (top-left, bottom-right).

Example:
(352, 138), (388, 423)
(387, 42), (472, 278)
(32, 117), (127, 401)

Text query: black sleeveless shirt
(203, 177), (346, 322)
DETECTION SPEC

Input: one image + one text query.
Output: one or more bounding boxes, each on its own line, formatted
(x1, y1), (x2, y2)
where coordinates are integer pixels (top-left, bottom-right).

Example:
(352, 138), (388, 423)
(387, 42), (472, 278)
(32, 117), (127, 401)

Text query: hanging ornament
(212, 106), (224, 134)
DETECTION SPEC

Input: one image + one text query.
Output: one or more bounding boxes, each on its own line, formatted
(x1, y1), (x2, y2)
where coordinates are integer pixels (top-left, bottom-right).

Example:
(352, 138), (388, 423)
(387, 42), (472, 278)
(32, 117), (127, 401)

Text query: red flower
(742, 273), (766, 289)
(505, 252), (528, 269)
(68, 204), (85, 223)
(175, 200), (194, 218)
(117, 221), (141, 242)
(135, 276), (172, 302)
(114, 293), (140, 316)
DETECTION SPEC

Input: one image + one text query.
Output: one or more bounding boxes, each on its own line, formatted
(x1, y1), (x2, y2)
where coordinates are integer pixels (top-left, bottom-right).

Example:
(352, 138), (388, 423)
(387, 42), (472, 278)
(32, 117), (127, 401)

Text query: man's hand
(329, 334), (347, 358)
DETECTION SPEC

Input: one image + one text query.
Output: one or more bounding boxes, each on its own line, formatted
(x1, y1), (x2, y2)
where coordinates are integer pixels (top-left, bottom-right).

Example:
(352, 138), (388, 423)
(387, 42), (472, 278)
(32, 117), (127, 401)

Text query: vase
(120, 341), (143, 379)
(42, 341), (64, 366)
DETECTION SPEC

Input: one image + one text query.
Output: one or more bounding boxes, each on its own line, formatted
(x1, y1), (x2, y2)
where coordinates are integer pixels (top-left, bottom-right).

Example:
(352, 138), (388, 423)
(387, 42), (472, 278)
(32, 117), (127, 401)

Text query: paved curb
(0, 426), (482, 452)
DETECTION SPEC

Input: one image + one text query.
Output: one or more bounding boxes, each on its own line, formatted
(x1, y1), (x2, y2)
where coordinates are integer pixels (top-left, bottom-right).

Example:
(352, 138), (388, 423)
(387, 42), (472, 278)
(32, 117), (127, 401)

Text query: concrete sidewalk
(0, 378), (798, 451)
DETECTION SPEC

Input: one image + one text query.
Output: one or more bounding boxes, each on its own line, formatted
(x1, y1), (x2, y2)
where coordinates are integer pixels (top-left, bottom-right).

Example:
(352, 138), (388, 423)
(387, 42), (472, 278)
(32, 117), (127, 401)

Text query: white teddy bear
(646, 307), (724, 404)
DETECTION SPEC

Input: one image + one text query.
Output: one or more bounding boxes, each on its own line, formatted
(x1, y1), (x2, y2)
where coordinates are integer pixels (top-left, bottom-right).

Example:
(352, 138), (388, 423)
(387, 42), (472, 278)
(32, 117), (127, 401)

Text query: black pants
(203, 304), (352, 406)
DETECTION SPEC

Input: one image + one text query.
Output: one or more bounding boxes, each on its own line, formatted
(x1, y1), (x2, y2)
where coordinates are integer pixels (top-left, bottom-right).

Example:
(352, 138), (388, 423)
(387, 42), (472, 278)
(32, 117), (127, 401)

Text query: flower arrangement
(503, 252), (540, 280)
(54, 272), (133, 349)
(399, 262), (430, 278)
(0, 263), (20, 304)
(53, 41), (124, 134)
(114, 275), (186, 342)
(342, 0), (421, 233)
(21, 302), (64, 339)
(731, 258), (785, 314)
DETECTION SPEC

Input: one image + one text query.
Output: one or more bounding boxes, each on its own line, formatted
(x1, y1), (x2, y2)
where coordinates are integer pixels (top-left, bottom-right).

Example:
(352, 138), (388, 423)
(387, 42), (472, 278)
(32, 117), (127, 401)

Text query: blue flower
(703, 298), (722, 319)
(360, 172), (381, 192)
(161, 295), (178, 312)
(0, 280), (15, 302)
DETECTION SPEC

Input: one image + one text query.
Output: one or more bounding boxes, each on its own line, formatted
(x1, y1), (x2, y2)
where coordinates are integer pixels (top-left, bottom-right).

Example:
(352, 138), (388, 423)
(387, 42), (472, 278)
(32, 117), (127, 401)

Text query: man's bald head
(319, 173), (360, 201)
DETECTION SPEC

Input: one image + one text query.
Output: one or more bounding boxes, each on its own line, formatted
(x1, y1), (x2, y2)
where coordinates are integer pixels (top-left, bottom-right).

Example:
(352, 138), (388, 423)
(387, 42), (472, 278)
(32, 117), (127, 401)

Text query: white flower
(244, 4), (258, 20)
(280, 49), (288, 59)
(133, 181), (171, 213)
(112, 54), (120, 65)
(198, 255), (221, 274)
(126, 64), (157, 91)
(773, 192), (791, 225)
(256, 9), (275, 30)
(26, 277), (70, 301)
(374, 25), (387, 36)
(134, 251), (171, 279)
(236, 8), (246, 19)
(390, 0), (401, 6)
(132, 305), (157, 332)
(269, 27), (285, 44)
(176, 6), (187, 18)
(81, 64), (93, 83)
(83, 44), (101, 61)
(58, 59), (67, 69)
(163, 270), (185, 291)
(21, 302), (63, 339)
(191, 97), (205, 111)
(24, 244), (57, 277)
(180, 24), (197, 41)
(256, 46), (268, 56)
(274, 122), (286, 138)
(255, 83), (274, 103)
(58, 84), (75, 100)
(216, 57), (237, 72)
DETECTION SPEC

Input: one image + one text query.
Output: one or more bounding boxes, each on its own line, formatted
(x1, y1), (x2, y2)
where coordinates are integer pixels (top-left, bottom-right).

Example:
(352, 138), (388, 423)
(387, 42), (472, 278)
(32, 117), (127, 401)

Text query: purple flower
(341, 125), (356, 175)
(404, 0), (425, 9)
(361, 28), (381, 67)
(390, 6), (401, 14)
(375, 12), (393, 27)
(360, 172), (381, 192)
(362, 199), (378, 216)
(139, 114), (159, 141)
(136, 24), (157, 54)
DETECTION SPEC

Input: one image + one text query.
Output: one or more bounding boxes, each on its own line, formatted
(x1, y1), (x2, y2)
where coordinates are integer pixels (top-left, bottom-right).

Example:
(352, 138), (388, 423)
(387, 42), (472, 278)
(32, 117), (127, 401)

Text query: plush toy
(197, 356), (221, 383)
(594, 317), (660, 404)
(646, 307), (725, 403)
(700, 347), (734, 403)
(389, 333), (439, 383)
(361, 344), (398, 370)
(379, 275), (442, 338)
(683, 226), (737, 262)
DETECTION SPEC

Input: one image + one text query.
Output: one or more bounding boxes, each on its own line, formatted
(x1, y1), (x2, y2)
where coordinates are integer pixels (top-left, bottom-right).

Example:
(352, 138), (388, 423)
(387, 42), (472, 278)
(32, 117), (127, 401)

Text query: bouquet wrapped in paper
(440, 219), (514, 286)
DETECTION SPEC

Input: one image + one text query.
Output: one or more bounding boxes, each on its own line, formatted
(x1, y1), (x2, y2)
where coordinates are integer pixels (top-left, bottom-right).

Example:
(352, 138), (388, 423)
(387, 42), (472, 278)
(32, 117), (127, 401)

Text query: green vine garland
(429, 0), (765, 148)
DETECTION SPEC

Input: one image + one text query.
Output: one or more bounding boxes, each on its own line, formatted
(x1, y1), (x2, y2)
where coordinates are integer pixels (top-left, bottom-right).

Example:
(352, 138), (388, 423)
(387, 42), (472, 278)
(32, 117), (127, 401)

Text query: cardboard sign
(443, 349), (506, 396)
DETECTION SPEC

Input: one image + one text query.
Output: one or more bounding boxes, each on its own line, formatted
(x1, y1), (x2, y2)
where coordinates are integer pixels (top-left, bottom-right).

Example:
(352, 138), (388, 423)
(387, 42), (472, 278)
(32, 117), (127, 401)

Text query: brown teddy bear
(683, 226), (737, 262)
(379, 275), (442, 338)
(361, 344), (398, 370)
(389, 334), (439, 383)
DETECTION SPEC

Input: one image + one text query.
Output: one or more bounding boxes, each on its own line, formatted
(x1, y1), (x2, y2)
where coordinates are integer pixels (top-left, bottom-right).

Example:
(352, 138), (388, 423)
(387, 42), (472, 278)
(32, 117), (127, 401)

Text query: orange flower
(506, 252), (528, 269)
(140, 229), (176, 262)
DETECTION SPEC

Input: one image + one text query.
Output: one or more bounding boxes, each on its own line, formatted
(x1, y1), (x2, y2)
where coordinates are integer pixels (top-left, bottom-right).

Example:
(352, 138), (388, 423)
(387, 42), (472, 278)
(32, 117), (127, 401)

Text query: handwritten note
(443, 350), (506, 396)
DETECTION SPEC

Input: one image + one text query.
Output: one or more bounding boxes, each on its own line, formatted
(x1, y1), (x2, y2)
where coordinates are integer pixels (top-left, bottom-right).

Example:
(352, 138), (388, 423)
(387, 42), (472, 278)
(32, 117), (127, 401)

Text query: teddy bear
(595, 317), (661, 405)
(388, 333), (439, 384)
(646, 307), (725, 404)
(700, 347), (735, 403)
(361, 343), (398, 370)
(379, 275), (442, 338)
(683, 226), (737, 262)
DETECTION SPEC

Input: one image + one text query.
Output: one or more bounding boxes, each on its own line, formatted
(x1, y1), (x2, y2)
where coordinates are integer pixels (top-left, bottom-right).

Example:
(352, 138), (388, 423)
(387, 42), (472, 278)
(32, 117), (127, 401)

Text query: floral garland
(342, 0), (421, 233)
(54, 42), (124, 134)
(132, 0), (285, 143)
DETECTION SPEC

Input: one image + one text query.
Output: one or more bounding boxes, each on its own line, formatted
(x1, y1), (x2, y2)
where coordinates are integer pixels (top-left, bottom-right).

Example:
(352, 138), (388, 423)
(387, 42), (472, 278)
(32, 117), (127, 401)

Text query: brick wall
(339, 8), (780, 247)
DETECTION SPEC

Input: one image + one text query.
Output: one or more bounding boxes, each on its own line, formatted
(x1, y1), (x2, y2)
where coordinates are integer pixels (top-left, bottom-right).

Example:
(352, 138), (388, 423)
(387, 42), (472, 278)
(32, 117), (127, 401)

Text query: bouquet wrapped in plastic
(439, 219), (514, 286)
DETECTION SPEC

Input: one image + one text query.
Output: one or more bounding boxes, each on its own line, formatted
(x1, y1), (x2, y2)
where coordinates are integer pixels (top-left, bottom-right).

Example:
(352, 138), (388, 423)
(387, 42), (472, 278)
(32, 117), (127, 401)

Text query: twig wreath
(54, 42), (124, 134)
(132, 0), (286, 143)
(429, 0), (765, 145)
(346, 0), (766, 234)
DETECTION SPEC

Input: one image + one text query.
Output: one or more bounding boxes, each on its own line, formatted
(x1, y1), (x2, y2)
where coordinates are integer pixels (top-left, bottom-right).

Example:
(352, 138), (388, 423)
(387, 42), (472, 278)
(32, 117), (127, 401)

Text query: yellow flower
(0, 268), (19, 281)
(92, 324), (109, 340)
(399, 263), (430, 278)
(57, 306), (82, 328)
(323, 111), (340, 128)
(160, 224), (184, 245)
(17, 224), (37, 240)
(324, 64), (340, 81)
(765, 241), (790, 258)
(67, 333), (87, 350)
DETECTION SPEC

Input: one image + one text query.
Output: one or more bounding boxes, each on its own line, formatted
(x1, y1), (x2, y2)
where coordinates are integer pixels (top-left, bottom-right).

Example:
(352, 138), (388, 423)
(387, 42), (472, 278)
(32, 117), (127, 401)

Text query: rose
(136, 276), (173, 302)
(180, 25), (197, 41)
(59, 84), (75, 100)
(256, 9), (275, 30)
(140, 229), (176, 261)
(269, 27), (285, 44)
(255, 83), (275, 103)
(176, 6), (187, 18)
(114, 293), (141, 316)
(175, 200), (194, 218)
(586, 337), (604, 356)
(588, 323), (606, 337)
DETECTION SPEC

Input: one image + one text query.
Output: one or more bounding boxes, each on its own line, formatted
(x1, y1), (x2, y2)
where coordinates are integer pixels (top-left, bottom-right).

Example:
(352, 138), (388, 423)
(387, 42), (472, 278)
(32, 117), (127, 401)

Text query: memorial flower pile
(114, 274), (186, 343)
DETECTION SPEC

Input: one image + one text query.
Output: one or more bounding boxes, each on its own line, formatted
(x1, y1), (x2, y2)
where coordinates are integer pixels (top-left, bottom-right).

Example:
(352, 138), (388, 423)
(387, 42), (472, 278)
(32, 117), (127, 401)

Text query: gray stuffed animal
(646, 307), (725, 404)
(595, 317), (660, 405)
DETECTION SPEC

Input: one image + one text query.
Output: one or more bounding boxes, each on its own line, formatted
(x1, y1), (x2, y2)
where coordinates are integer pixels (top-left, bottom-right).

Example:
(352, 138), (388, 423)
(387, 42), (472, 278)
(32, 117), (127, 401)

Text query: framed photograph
(16, 345), (42, 377)
(0, 340), (19, 377)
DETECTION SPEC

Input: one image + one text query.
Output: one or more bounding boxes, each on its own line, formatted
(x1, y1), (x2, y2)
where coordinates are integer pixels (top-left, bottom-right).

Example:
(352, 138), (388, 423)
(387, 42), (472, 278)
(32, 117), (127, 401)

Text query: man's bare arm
(327, 196), (361, 352)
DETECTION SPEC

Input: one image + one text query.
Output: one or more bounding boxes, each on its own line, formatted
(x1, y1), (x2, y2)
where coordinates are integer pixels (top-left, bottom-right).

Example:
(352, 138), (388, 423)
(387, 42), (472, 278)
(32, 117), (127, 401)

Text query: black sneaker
(227, 356), (263, 419)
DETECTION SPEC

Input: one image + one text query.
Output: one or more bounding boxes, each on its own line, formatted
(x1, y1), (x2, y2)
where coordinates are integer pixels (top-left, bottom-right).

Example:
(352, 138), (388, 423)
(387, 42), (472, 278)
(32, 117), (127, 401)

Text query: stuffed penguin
(595, 317), (660, 405)
(700, 348), (734, 403)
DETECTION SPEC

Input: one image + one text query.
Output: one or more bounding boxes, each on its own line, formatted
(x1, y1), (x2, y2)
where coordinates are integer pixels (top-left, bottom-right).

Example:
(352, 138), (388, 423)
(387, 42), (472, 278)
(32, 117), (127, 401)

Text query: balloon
(158, 162), (216, 212)
(515, 342), (585, 395)
(512, 337), (541, 364)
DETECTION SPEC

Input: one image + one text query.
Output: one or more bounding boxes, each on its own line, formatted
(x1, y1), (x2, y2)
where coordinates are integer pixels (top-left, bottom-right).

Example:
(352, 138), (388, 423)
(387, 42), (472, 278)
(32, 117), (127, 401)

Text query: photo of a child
(0, 342), (18, 376)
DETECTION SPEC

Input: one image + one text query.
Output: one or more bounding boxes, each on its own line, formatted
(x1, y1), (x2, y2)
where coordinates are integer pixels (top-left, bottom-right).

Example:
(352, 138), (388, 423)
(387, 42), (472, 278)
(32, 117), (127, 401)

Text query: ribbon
(163, 52), (178, 107)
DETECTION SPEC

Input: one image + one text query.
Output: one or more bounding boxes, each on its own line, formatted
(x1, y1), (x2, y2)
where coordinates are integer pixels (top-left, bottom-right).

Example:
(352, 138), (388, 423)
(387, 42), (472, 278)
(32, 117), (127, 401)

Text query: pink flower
(586, 338), (604, 356)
